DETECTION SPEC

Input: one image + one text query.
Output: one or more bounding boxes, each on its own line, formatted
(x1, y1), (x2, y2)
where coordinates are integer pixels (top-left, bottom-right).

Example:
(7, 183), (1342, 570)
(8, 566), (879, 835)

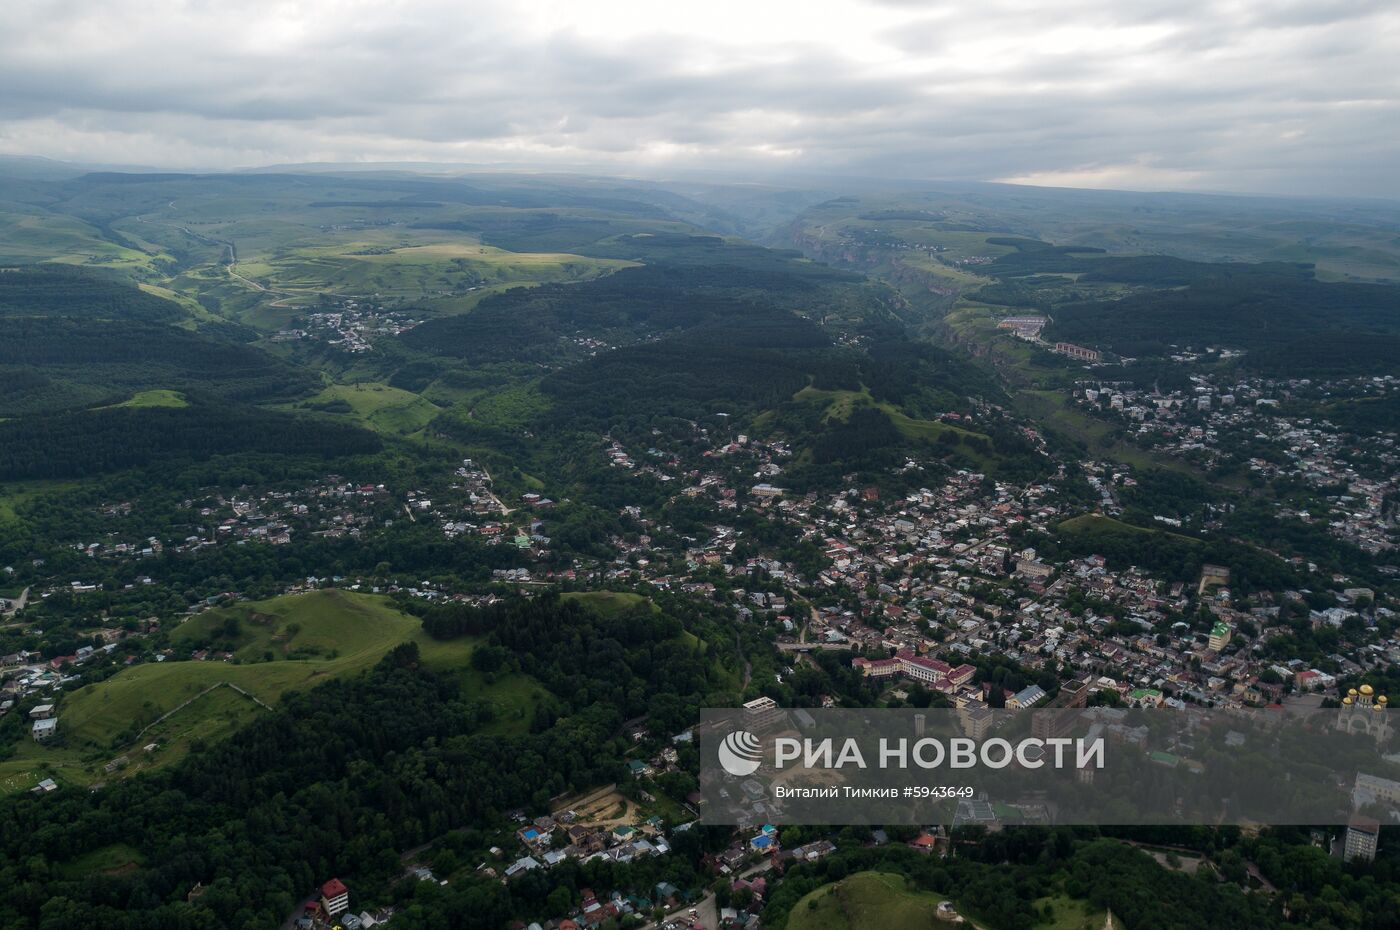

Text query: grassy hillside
(1058, 513), (1192, 540)
(793, 385), (989, 444)
(561, 590), (653, 618)
(101, 389), (189, 409)
(789, 872), (979, 930)
(0, 591), (547, 794)
(0, 171), (707, 336)
(293, 381), (441, 434)
(168, 589), (421, 664)
(0, 210), (167, 272)
(234, 238), (637, 303)
(402, 237), (998, 489)
(787, 872), (1104, 930)
(779, 385), (1005, 476)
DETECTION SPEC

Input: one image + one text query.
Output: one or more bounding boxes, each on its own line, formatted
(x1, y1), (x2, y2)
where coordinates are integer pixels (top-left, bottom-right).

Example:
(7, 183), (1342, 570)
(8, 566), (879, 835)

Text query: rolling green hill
(787, 872), (1104, 930)
(0, 170), (716, 334)
(788, 872), (966, 930)
(775, 187), (1400, 284)
(792, 386), (990, 445)
(0, 209), (167, 271)
(561, 590), (654, 618)
(102, 389), (189, 409)
(237, 240), (636, 300)
(168, 588), (422, 665)
(0, 591), (547, 794)
(293, 381), (441, 434)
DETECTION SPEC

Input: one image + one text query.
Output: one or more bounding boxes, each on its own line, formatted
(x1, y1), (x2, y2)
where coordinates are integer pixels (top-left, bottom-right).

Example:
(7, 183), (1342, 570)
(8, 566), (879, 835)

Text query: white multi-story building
(320, 878), (350, 917)
(1344, 817), (1379, 863)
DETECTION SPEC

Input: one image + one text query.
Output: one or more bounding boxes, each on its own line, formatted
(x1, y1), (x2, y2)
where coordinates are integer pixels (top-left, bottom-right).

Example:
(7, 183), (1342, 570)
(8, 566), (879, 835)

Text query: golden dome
(1343, 697), (1354, 705)
(1381, 696), (1390, 705)
(1375, 704), (1385, 712)
(1349, 688), (1359, 696)
(1361, 684), (1375, 696)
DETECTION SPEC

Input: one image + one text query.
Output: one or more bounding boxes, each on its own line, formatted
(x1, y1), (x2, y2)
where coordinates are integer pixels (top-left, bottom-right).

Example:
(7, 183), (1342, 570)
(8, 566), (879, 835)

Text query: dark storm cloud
(0, 0), (1396, 196)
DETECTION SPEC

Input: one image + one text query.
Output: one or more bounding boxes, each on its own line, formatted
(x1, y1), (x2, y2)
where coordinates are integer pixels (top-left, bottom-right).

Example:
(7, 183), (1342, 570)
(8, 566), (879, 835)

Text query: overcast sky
(3, 0), (1398, 196)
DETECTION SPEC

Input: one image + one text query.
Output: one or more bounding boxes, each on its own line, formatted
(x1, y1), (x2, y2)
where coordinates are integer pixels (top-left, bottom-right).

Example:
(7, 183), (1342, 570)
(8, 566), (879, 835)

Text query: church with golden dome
(1337, 684), (1391, 742)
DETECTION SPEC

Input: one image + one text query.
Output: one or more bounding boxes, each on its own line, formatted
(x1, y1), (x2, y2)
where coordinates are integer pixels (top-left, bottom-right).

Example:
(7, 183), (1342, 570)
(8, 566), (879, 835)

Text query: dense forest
(0, 403), (382, 480)
(972, 240), (1400, 372)
(400, 247), (871, 367)
(1046, 271), (1400, 366)
(0, 264), (316, 414)
(417, 593), (736, 720)
(543, 311), (843, 424)
(0, 265), (184, 321)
